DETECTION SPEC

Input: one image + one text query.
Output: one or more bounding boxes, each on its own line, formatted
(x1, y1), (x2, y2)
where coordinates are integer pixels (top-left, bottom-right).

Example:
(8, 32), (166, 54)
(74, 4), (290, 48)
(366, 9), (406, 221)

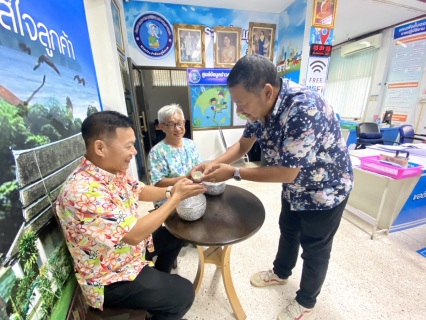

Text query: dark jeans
(273, 196), (348, 309)
(104, 227), (194, 320)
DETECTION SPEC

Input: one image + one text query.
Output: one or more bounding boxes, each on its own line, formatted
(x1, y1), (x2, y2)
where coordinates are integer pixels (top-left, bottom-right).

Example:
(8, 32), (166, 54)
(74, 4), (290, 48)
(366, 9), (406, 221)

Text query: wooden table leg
(193, 245), (205, 294)
(221, 245), (246, 320)
(194, 245), (246, 320)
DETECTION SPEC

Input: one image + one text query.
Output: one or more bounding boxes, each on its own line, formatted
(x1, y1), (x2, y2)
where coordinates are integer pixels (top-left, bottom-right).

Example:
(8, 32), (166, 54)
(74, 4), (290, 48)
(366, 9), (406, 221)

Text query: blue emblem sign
(133, 12), (173, 59)
(187, 68), (231, 85)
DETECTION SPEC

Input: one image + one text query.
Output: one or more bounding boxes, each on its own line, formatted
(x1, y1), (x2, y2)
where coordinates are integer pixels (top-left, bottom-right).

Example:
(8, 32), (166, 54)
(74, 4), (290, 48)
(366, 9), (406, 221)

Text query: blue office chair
(355, 122), (399, 149)
(399, 124), (426, 144)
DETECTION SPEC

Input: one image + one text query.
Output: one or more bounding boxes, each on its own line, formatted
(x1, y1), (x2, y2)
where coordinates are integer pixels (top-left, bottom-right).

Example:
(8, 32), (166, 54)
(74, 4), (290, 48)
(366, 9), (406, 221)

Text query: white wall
(193, 128), (244, 161)
(299, 0), (314, 86)
(84, 0), (139, 178)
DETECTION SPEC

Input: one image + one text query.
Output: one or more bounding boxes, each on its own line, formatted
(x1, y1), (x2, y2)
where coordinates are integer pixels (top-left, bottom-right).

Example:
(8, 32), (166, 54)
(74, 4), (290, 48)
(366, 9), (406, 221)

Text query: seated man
(148, 104), (203, 206)
(56, 111), (205, 320)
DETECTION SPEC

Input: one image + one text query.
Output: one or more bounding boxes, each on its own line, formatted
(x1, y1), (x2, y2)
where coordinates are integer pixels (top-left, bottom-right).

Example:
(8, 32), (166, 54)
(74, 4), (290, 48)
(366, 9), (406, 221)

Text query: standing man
(193, 55), (353, 320)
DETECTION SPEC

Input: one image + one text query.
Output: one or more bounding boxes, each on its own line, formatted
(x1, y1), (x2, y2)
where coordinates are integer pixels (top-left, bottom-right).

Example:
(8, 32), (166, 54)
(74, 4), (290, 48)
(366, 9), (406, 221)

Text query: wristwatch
(166, 186), (172, 199)
(233, 168), (242, 181)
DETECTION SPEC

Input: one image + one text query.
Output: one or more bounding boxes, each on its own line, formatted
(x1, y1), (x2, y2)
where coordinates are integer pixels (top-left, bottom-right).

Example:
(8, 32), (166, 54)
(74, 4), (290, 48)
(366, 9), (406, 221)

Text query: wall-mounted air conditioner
(341, 34), (383, 57)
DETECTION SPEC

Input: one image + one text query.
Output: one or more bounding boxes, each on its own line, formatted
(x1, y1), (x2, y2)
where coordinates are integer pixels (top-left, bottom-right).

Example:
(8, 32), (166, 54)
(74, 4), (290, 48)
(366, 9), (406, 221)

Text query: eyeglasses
(163, 122), (185, 129)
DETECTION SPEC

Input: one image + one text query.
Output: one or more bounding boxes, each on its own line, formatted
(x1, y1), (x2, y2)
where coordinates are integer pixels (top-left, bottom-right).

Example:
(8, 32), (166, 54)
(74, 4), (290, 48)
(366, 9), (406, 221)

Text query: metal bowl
(176, 194), (206, 221)
(202, 181), (226, 196)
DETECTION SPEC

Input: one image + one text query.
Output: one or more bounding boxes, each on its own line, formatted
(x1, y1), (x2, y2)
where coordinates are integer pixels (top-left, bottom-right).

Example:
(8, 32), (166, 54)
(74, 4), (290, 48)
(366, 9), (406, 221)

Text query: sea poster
(0, 0), (101, 319)
(124, 1), (280, 67)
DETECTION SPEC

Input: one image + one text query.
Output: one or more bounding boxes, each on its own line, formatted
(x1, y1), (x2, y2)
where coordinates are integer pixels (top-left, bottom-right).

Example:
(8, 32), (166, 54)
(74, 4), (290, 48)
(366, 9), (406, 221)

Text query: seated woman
(148, 104), (203, 206)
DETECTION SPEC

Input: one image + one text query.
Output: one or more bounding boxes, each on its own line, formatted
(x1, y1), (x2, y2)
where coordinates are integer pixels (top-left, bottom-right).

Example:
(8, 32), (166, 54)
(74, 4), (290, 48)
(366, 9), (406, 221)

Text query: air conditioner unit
(341, 34), (383, 57)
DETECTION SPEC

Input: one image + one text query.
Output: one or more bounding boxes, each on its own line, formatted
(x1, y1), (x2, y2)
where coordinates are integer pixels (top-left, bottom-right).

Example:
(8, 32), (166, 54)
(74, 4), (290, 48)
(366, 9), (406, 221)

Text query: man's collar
(81, 157), (126, 184)
(270, 78), (288, 119)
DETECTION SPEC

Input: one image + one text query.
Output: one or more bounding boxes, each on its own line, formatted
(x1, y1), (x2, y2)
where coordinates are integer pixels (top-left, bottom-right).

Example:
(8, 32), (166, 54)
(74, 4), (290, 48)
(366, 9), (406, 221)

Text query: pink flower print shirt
(56, 158), (154, 309)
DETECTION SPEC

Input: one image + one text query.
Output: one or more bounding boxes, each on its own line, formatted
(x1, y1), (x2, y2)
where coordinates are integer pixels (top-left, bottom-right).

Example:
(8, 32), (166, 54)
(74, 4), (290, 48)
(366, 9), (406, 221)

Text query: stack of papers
(366, 144), (426, 157)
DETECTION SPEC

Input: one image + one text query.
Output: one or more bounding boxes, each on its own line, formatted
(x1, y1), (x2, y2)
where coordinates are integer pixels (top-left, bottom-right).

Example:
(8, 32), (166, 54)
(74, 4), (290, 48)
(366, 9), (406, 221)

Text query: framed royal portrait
(312, 0), (338, 29)
(213, 26), (242, 68)
(248, 22), (276, 62)
(173, 24), (205, 68)
(111, 0), (125, 54)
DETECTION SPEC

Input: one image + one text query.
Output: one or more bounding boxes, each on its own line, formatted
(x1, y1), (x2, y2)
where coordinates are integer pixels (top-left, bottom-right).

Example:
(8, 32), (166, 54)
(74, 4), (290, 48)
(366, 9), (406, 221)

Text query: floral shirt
(243, 79), (353, 211)
(56, 158), (154, 310)
(148, 138), (203, 206)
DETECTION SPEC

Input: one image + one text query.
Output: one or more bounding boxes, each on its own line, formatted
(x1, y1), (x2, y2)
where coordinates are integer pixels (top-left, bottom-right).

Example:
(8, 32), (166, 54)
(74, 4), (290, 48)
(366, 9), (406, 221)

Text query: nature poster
(0, 0), (101, 319)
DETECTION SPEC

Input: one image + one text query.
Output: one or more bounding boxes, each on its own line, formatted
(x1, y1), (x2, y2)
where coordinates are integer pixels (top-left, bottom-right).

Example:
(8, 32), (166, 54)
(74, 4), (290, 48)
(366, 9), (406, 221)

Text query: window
(152, 70), (187, 87)
(324, 47), (377, 119)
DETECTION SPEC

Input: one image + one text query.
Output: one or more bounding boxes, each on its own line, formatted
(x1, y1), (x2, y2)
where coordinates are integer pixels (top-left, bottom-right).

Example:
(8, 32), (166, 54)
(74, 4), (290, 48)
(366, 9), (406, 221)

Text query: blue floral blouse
(243, 79), (353, 211)
(148, 138), (203, 206)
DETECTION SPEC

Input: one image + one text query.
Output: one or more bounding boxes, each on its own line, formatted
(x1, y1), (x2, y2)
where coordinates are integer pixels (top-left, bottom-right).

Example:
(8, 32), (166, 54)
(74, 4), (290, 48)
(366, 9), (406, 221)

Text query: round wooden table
(165, 185), (265, 320)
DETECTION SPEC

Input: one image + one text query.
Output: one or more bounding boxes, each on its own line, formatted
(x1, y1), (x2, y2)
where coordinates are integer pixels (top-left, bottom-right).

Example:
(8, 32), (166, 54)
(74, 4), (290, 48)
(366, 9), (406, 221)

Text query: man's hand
(191, 162), (215, 177)
(201, 164), (235, 182)
(171, 178), (206, 201)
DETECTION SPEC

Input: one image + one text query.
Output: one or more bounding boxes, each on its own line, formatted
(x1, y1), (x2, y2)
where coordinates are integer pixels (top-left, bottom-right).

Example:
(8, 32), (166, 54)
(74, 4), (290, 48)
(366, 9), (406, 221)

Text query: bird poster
(0, 0), (101, 318)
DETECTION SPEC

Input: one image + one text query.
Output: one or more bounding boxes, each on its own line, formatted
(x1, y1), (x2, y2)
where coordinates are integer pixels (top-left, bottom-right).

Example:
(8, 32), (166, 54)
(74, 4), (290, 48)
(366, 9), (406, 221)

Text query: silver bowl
(202, 181), (226, 196)
(176, 194), (206, 221)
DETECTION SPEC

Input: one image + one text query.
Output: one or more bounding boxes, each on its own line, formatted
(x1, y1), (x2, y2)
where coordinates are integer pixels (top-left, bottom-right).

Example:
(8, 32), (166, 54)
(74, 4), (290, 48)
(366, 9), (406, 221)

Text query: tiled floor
(138, 164), (426, 320)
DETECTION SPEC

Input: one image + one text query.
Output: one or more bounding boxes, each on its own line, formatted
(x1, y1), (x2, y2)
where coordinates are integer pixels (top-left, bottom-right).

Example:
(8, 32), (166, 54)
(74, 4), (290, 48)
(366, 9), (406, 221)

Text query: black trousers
(104, 227), (194, 320)
(273, 196), (348, 309)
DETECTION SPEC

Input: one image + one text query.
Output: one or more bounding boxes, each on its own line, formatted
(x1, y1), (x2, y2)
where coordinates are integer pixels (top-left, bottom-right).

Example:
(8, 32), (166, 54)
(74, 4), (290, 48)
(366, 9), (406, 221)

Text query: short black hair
(210, 97), (217, 103)
(227, 55), (280, 94)
(81, 110), (133, 146)
(217, 91), (224, 96)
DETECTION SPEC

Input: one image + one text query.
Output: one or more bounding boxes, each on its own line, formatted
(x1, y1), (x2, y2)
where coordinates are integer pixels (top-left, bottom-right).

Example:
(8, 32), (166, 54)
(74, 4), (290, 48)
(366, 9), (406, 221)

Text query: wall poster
(0, 0), (101, 319)
(380, 18), (426, 125)
(187, 68), (234, 129)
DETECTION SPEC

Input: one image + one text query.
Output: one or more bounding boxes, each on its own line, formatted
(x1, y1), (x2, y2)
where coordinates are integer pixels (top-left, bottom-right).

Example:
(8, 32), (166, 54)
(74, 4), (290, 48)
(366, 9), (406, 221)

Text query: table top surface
(164, 185), (265, 246)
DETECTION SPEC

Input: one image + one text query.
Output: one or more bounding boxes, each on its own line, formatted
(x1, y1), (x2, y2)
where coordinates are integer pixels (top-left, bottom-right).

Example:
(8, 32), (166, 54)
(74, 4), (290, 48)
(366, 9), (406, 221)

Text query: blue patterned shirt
(148, 138), (203, 206)
(243, 79), (353, 211)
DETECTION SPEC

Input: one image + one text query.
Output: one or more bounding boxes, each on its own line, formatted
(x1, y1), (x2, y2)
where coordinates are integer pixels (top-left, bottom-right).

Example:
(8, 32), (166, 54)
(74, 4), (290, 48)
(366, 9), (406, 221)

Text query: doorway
(132, 67), (191, 150)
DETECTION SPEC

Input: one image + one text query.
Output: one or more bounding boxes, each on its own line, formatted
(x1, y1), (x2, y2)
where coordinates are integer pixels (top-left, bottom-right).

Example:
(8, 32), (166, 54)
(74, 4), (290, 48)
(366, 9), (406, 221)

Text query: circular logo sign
(133, 12), (173, 59)
(188, 70), (201, 84)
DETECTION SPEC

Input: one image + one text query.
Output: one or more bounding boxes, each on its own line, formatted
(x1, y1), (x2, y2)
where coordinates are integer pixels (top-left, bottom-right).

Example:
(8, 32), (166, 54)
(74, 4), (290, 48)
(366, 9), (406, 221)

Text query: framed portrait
(312, 0), (338, 29)
(111, 0), (125, 54)
(213, 26), (242, 68)
(118, 54), (130, 93)
(173, 24), (205, 68)
(248, 22), (276, 62)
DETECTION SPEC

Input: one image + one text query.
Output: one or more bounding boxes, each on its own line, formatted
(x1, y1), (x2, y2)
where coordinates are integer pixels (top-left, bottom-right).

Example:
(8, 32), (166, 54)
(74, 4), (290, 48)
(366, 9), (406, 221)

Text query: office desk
(347, 148), (426, 238)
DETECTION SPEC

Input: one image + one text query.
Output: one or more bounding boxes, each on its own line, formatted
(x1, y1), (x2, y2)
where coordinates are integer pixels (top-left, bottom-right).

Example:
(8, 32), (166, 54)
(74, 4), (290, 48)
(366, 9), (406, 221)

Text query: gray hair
(227, 54), (280, 94)
(158, 104), (185, 123)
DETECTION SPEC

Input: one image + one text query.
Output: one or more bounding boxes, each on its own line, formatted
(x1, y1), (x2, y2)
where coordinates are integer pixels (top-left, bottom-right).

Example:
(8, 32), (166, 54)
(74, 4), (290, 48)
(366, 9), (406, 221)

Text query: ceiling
(139, 0), (426, 45)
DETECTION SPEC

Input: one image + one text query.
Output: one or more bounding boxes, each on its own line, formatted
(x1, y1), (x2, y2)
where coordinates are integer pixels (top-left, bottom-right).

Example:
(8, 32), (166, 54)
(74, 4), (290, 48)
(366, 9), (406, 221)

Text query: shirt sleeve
(243, 121), (260, 139)
(280, 98), (325, 168)
(61, 182), (138, 249)
(148, 147), (170, 185)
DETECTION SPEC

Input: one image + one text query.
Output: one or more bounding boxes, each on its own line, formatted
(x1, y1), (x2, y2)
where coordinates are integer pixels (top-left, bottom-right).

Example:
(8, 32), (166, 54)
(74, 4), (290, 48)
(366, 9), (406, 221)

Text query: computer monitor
(382, 110), (393, 125)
